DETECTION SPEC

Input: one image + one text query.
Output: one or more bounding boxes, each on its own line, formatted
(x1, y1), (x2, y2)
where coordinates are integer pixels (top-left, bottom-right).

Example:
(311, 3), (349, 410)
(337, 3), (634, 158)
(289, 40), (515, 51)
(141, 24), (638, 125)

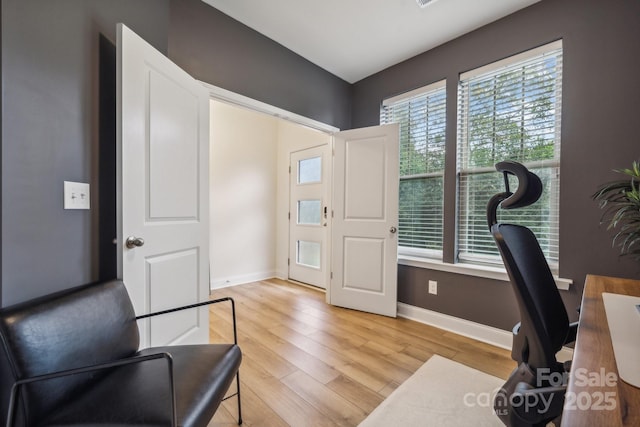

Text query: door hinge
(288, 212), (291, 220)
(330, 272), (333, 279)
(289, 165), (291, 173)
(288, 258), (290, 266)
(332, 210), (334, 218)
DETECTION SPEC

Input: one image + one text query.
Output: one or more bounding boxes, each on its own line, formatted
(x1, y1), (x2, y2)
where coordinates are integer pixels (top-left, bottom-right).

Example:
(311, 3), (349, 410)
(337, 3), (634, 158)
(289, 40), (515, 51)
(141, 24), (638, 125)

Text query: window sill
(398, 255), (572, 290)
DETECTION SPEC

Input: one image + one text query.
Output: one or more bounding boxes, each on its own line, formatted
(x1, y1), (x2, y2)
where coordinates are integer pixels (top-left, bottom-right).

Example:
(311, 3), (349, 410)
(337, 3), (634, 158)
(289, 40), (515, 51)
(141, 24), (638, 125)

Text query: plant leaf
(593, 160), (640, 261)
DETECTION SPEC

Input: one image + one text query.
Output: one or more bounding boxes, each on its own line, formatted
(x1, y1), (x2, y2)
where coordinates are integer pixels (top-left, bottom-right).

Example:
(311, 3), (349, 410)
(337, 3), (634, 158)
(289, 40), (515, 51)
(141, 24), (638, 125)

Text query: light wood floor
(207, 279), (516, 427)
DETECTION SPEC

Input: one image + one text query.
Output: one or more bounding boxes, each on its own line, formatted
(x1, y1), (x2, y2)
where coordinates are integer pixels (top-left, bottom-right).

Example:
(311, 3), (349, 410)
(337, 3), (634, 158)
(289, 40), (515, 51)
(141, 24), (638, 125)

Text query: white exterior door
(117, 24), (210, 347)
(330, 124), (399, 317)
(289, 146), (330, 288)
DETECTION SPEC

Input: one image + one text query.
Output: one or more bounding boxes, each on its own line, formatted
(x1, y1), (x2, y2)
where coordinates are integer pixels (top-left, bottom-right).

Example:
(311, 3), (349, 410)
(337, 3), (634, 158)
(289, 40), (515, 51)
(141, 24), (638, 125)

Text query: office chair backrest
(488, 161), (569, 370)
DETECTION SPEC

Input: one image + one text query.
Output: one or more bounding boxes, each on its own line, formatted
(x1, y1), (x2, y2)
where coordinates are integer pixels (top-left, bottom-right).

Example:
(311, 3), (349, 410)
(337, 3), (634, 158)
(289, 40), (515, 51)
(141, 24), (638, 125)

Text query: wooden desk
(562, 274), (640, 426)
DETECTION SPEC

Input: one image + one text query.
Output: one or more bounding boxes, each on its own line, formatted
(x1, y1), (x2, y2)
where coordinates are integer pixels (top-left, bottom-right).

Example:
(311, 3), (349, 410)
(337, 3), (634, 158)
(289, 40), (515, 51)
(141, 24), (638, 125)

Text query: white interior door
(330, 124), (399, 317)
(289, 145), (330, 288)
(117, 23), (210, 347)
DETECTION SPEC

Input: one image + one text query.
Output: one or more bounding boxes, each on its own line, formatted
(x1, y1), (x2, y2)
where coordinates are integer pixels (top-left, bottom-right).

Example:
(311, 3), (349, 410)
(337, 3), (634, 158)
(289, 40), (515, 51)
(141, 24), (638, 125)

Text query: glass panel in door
(297, 240), (321, 269)
(298, 200), (322, 225)
(298, 156), (321, 184)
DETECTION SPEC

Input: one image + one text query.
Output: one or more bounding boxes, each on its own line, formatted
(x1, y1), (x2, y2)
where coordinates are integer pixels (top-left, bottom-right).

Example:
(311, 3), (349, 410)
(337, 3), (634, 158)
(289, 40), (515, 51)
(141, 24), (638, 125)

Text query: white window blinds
(381, 81), (446, 257)
(457, 41), (562, 269)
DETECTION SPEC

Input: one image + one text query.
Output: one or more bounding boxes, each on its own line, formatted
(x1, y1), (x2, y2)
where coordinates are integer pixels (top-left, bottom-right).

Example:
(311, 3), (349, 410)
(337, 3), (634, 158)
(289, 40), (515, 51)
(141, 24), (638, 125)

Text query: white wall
(209, 100), (278, 288)
(209, 100), (331, 289)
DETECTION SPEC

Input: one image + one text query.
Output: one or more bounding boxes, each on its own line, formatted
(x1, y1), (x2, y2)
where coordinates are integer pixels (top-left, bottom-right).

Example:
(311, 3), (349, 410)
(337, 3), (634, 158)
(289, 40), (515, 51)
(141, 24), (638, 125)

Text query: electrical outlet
(64, 181), (90, 210)
(428, 280), (438, 295)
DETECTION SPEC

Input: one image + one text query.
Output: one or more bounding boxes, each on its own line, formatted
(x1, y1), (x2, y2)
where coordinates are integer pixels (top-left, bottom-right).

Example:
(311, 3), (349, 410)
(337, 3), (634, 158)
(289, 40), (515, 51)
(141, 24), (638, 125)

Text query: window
(457, 41), (562, 270)
(381, 81), (446, 257)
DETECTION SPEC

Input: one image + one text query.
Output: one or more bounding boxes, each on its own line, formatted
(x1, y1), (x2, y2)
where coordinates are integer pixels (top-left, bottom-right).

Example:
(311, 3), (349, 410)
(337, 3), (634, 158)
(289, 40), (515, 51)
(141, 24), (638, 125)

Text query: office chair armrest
(7, 352), (175, 427)
(565, 321), (578, 345)
(136, 297), (238, 344)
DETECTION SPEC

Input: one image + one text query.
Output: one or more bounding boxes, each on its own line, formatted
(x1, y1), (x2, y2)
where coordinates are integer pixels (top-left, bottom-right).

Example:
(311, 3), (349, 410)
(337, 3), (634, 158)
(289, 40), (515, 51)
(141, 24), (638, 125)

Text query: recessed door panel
(345, 138), (386, 220)
(147, 249), (199, 345)
(148, 70), (199, 221)
(343, 237), (384, 293)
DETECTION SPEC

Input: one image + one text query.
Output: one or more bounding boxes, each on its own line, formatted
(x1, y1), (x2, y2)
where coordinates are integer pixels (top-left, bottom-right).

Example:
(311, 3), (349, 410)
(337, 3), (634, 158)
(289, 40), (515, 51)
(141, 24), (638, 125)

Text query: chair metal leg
(236, 371), (243, 425)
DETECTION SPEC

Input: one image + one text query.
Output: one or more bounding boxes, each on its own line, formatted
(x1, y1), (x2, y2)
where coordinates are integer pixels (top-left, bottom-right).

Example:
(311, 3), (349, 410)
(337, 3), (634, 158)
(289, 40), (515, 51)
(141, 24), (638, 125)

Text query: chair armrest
(136, 297), (238, 344)
(7, 352), (176, 427)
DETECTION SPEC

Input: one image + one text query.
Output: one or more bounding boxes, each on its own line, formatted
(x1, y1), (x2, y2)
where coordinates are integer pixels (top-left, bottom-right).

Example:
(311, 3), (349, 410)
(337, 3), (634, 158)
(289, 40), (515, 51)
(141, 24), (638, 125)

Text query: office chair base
(495, 363), (566, 427)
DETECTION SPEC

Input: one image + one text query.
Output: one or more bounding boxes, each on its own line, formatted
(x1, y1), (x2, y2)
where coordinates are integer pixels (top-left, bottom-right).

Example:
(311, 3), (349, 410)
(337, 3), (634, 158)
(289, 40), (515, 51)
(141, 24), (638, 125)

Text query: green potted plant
(593, 161), (640, 261)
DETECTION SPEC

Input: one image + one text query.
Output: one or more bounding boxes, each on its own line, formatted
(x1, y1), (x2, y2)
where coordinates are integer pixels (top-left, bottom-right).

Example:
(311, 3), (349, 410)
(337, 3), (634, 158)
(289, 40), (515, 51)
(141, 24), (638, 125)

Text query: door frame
(202, 82), (337, 304)
(203, 86), (400, 316)
(201, 82), (338, 134)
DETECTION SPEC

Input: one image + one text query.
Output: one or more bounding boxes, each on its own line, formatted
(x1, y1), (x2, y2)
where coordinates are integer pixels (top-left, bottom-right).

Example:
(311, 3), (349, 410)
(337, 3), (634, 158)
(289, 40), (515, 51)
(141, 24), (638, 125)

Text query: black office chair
(487, 161), (577, 427)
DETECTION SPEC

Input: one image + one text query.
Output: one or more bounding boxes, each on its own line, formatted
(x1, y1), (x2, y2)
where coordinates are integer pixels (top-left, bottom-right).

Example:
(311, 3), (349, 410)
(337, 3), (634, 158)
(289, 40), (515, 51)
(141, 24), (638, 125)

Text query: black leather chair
(0, 279), (242, 427)
(487, 161), (577, 427)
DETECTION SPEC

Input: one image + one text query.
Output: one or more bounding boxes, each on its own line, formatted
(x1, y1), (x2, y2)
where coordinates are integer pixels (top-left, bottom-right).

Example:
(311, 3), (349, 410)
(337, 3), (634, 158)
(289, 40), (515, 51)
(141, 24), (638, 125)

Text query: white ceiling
(202, 0), (540, 83)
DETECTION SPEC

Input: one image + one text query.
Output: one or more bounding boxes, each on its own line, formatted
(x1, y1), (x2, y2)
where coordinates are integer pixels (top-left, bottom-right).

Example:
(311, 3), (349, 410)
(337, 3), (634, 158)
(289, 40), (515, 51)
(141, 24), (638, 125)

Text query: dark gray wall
(1, 0), (170, 305)
(167, 0), (352, 131)
(352, 0), (640, 330)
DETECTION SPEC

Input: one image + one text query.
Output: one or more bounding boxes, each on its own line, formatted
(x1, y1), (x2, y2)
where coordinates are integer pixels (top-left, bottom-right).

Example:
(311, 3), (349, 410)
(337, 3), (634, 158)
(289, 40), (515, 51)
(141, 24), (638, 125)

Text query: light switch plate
(64, 181), (90, 210)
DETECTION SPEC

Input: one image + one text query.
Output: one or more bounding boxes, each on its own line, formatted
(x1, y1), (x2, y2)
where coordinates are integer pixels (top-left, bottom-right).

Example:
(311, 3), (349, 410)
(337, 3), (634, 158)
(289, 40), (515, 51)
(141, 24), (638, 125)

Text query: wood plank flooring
(207, 279), (515, 427)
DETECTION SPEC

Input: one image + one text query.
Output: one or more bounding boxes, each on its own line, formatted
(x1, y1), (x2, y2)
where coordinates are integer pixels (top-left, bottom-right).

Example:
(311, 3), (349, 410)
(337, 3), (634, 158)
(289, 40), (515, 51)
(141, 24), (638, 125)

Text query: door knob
(390, 226), (397, 234)
(125, 236), (145, 249)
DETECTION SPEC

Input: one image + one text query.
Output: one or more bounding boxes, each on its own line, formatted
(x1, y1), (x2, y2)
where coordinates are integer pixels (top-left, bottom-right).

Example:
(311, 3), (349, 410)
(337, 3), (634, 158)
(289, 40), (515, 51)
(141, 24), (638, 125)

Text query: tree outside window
(458, 42), (562, 269)
(382, 82), (446, 257)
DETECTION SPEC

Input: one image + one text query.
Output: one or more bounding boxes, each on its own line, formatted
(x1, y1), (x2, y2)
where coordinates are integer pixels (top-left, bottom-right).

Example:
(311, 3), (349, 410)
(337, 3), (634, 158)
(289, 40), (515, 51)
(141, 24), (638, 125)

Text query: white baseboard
(210, 271), (276, 290)
(397, 302), (574, 362)
(398, 302), (513, 349)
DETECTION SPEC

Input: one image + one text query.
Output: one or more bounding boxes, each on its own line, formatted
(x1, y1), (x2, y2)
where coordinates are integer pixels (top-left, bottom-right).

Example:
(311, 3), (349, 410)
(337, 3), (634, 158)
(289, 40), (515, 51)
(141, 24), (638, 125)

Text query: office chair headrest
(487, 161), (543, 228)
(496, 161), (543, 209)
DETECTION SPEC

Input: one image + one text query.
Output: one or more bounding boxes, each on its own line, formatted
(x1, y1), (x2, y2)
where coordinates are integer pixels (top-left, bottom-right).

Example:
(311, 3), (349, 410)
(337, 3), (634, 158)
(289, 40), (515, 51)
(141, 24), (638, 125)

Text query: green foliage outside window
(385, 90), (446, 252)
(458, 52), (561, 265)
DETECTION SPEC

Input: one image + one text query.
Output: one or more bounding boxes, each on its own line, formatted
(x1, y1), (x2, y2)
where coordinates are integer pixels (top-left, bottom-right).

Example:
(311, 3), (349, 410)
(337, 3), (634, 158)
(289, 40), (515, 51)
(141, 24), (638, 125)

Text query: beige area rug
(358, 355), (505, 427)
